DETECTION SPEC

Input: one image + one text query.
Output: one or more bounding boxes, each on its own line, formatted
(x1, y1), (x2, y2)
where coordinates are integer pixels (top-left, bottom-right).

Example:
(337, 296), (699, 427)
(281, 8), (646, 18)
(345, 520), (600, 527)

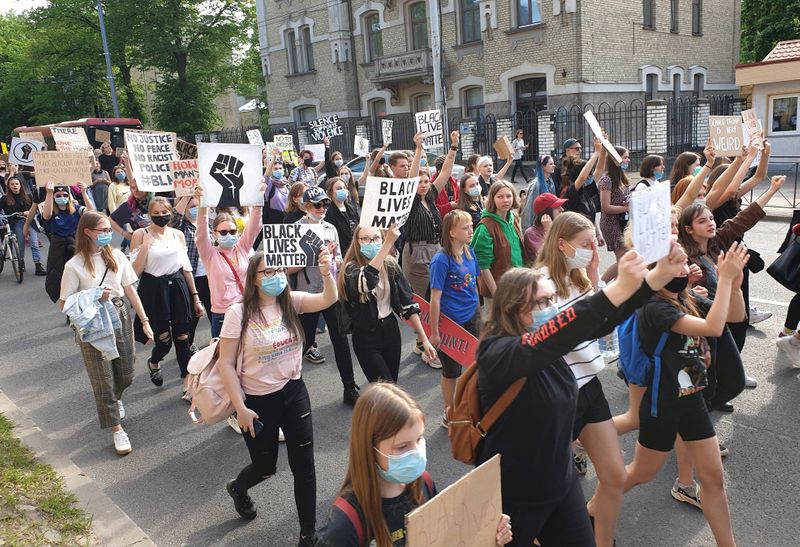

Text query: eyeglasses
(217, 229), (237, 236)
(533, 295), (556, 310)
(310, 201), (330, 209)
(258, 267), (287, 278)
(92, 227), (113, 234)
(358, 236), (382, 244)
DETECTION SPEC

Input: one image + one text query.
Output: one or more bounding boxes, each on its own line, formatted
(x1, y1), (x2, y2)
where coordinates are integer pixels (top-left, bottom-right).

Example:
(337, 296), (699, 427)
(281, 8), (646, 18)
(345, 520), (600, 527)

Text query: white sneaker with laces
(117, 400), (125, 419)
(113, 430), (132, 455)
(422, 352), (442, 369)
(776, 336), (800, 368)
(749, 306), (772, 325)
(228, 415), (242, 434)
(744, 374), (758, 388)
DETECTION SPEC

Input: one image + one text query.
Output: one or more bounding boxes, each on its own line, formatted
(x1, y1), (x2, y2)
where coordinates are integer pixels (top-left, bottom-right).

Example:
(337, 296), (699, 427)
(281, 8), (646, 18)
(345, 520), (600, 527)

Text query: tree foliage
(740, 0), (800, 63)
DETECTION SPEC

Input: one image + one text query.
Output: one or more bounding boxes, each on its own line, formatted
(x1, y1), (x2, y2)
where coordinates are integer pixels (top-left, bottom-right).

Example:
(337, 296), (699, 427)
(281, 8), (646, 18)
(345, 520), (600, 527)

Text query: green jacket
(471, 209), (525, 271)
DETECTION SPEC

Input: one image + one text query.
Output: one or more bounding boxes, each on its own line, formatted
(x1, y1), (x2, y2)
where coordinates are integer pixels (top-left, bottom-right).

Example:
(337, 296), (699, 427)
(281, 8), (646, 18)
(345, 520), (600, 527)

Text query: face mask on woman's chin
(307, 210), (325, 221)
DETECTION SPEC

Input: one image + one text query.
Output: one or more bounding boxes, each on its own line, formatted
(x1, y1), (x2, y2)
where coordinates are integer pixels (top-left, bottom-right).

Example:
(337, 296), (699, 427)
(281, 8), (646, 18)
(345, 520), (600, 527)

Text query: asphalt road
(0, 208), (798, 547)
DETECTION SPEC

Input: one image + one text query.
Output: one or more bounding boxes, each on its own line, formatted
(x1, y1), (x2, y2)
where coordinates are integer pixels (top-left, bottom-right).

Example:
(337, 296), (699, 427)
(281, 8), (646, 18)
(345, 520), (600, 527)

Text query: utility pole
(427, 0), (448, 145)
(96, 0), (120, 117)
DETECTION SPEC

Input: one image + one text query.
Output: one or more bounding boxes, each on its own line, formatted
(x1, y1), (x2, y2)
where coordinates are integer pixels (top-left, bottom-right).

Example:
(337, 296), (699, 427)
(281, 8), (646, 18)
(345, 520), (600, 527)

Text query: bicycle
(0, 212), (26, 283)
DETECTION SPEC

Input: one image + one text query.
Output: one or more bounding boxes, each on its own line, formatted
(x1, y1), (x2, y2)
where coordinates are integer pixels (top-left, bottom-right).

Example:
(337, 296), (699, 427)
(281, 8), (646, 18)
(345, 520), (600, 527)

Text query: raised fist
(298, 229), (324, 266)
(210, 154), (245, 208)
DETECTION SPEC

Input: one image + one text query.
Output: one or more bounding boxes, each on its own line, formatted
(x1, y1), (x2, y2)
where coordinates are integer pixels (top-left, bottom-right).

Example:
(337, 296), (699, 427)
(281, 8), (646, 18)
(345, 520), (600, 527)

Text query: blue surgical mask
(335, 189), (349, 202)
(115, 171), (126, 182)
(273, 170), (284, 179)
(375, 438), (427, 485)
(55, 196), (69, 206)
(468, 185), (481, 197)
(334, 159), (344, 168)
(620, 162), (629, 171)
(585, 175), (595, 186)
(217, 233), (238, 248)
(96, 233), (113, 247)
(342, 174), (351, 182)
(531, 305), (559, 330)
(654, 170), (664, 181)
(260, 273), (288, 296)
(692, 166), (703, 177)
(360, 242), (381, 259)
(188, 207), (198, 219)
(420, 158), (427, 167)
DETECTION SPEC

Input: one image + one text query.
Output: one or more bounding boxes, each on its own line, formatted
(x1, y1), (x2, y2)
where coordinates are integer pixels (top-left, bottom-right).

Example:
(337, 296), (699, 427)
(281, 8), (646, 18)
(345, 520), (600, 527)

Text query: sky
(0, 0), (49, 15)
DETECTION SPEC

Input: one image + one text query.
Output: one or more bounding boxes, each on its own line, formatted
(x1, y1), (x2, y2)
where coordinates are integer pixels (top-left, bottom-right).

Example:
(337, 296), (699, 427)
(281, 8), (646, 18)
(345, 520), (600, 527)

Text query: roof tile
(765, 39), (800, 61)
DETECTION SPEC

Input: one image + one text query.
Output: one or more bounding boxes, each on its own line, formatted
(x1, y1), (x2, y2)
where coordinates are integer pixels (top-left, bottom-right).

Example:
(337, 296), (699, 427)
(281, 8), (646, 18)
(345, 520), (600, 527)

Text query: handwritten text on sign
(308, 115), (343, 141)
(404, 295), (478, 366)
(630, 181), (671, 264)
(405, 455), (501, 547)
(415, 110), (443, 150)
(246, 129), (264, 146)
(51, 127), (92, 152)
(171, 159), (199, 197)
(32, 151), (91, 187)
(382, 119), (393, 145)
(125, 130), (176, 192)
(708, 116), (744, 156)
(274, 134), (294, 151)
(359, 176), (420, 229)
(741, 109), (764, 150)
(262, 224), (326, 267)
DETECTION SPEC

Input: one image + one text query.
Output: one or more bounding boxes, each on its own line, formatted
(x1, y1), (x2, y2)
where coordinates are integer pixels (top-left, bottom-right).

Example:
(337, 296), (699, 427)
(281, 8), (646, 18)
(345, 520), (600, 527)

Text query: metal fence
(740, 156), (800, 210)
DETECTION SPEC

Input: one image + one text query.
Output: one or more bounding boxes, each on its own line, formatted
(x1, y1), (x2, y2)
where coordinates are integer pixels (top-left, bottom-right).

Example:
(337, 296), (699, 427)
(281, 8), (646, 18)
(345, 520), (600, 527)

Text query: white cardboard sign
(274, 134), (294, 151)
(359, 176), (420, 229)
(630, 181), (672, 264)
(262, 224), (326, 267)
(382, 119), (394, 145)
(741, 109), (764, 150)
(354, 135), (370, 158)
(246, 129), (264, 146)
(124, 130), (177, 192)
(9, 138), (45, 166)
(583, 111), (623, 165)
(197, 142), (264, 208)
(51, 126), (93, 152)
(415, 109), (443, 150)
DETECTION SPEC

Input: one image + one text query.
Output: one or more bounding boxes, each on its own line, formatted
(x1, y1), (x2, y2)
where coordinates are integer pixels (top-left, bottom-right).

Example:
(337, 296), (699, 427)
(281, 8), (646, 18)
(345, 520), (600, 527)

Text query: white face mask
(565, 247), (593, 270)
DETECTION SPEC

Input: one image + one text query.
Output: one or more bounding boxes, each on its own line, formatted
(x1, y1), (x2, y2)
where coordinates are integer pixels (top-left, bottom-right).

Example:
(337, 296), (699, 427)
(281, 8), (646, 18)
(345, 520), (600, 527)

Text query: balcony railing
(371, 49), (433, 84)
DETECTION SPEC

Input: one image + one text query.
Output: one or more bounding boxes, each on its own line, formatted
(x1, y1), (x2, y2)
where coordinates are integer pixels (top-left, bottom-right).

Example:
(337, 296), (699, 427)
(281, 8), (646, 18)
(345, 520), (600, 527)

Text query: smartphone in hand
(252, 418), (265, 437)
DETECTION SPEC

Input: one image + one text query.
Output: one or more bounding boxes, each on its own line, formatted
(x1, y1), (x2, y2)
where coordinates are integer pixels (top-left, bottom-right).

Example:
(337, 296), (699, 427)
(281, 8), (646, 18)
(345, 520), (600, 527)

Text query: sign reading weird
(359, 176), (420, 228)
(262, 224), (326, 267)
(125, 130), (177, 192)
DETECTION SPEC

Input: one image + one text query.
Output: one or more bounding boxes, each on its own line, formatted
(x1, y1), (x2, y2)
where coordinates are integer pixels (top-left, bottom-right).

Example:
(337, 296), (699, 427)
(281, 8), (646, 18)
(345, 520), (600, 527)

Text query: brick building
(256, 0), (740, 152)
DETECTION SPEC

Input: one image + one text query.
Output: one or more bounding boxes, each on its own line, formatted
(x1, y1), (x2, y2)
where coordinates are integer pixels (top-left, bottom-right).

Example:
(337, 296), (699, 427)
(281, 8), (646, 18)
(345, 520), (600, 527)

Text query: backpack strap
(333, 496), (365, 547)
(220, 251), (245, 294)
(421, 470), (434, 499)
(477, 377), (526, 436)
(650, 332), (669, 418)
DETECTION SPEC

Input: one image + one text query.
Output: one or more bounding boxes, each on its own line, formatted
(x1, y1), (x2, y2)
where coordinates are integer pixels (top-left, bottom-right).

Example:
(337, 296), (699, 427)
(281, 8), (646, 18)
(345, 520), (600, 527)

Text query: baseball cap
(303, 186), (328, 204)
(563, 138), (583, 149)
(534, 192), (567, 214)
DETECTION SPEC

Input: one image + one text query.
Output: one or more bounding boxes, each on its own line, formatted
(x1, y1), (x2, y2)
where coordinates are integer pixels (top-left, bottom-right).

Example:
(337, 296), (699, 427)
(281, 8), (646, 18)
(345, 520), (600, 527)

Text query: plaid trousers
(77, 298), (136, 429)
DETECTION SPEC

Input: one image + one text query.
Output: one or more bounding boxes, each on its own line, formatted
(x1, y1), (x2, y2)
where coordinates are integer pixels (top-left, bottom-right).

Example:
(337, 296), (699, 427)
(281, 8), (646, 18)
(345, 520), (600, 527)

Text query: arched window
(645, 73), (658, 101)
(286, 29), (298, 74)
(365, 12), (383, 61)
(412, 94), (432, 113)
(295, 106), (318, 125)
(463, 87), (484, 119)
(301, 26), (315, 71)
(410, 2), (429, 50)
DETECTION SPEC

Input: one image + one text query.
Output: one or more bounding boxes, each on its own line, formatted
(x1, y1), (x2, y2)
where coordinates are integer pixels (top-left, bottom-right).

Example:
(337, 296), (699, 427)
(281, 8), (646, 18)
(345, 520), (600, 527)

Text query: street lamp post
(96, 0), (120, 118)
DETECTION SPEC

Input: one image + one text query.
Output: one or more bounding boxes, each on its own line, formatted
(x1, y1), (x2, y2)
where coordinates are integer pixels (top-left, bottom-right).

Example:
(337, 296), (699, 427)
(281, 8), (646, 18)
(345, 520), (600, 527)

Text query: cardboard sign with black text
(274, 134), (294, 152)
(308, 115), (343, 141)
(262, 224), (326, 267)
(171, 158), (199, 197)
(51, 127), (92, 152)
(125, 130), (177, 192)
(176, 139), (198, 159)
(32, 151), (92, 186)
(359, 176), (419, 228)
(197, 143), (263, 208)
(415, 109), (443, 150)
(382, 119), (393, 145)
(708, 116), (744, 156)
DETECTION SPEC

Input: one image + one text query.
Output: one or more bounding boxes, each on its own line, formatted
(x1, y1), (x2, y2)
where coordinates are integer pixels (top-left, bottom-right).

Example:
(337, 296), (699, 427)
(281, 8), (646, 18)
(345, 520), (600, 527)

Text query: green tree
(740, 0), (800, 63)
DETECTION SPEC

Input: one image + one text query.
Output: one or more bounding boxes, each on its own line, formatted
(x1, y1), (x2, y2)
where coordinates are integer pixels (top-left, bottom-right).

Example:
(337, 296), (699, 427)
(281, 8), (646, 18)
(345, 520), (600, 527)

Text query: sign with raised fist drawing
(197, 143), (263, 208)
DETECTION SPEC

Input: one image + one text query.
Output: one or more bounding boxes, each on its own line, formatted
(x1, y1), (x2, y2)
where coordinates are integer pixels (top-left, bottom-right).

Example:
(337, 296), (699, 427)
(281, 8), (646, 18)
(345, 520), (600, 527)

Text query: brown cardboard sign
(94, 129), (111, 143)
(493, 136), (514, 160)
(176, 139), (198, 159)
(708, 116), (744, 156)
(32, 151), (92, 186)
(19, 131), (45, 142)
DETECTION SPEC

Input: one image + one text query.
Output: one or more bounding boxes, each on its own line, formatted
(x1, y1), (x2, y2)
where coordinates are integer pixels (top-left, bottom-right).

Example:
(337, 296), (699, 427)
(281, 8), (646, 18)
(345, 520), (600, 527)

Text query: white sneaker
(421, 352), (442, 369)
(117, 400), (125, 419)
(776, 336), (800, 368)
(279, 428), (285, 442)
(228, 415), (242, 434)
(744, 374), (758, 388)
(749, 306), (772, 325)
(113, 430), (132, 455)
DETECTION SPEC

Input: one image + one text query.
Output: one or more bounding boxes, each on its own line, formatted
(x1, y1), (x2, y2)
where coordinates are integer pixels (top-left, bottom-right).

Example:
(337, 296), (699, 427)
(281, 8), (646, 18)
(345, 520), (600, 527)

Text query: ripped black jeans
(233, 379), (316, 535)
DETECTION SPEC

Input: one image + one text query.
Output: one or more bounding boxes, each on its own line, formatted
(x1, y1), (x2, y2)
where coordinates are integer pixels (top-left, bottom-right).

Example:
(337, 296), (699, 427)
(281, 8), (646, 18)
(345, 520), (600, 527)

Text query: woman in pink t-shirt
(217, 250), (337, 546)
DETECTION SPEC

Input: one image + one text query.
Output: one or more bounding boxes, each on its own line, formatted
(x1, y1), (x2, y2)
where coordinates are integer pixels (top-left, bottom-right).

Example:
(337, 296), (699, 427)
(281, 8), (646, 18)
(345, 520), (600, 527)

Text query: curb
(0, 389), (156, 547)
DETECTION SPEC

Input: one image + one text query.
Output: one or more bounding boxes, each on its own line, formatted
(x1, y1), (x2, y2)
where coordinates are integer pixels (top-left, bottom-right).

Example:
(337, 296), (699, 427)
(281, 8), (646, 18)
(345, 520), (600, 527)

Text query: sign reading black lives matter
(197, 143), (263, 208)
(415, 109), (443, 150)
(262, 224), (326, 267)
(359, 176), (420, 229)
(309, 115), (344, 141)
(124, 130), (177, 192)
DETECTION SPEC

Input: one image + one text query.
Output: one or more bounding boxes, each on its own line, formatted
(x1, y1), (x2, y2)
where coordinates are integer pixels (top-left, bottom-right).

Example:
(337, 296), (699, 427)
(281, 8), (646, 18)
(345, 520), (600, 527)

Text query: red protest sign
(405, 295), (479, 367)
(171, 158), (198, 197)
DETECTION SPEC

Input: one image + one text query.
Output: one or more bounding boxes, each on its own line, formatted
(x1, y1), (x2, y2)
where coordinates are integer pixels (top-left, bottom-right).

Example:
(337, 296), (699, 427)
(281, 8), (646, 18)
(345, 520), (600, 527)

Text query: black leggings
(45, 234), (75, 303)
(300, 304), (355, 387)
(233, 379), (316, 535)
(510, 158), (531, 183)
(188, 275), (212, 347)
(352, 315), (403, 383)
(727, 266), (750, 351)
(706, 327), (745, 408)
(151, 321), (191, 377)
(506, 478), (594, 546)
(785, 293), (800, 331)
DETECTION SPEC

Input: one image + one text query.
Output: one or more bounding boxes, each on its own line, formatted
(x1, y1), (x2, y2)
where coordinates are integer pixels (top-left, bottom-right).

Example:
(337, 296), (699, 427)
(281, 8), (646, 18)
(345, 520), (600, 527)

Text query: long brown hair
(535, 212), (593, 299)
(669, 152), (699, 188)
(440, 210), (473, 264)
(337, 226), (398, 304)
(455, 172), (482, 213)
(671, 175), (695, 204)
(677, 202), (712, 258)
(2, 176), (32, 208)
(286, 182), (308, 213)
(75, 211), (118, 277)
(340, 383), (426, 547)
(605, 146), (630, 190)
(482, 268), (546, 337)
(238, 253), (303, 349)
(485, 180), (518, 214)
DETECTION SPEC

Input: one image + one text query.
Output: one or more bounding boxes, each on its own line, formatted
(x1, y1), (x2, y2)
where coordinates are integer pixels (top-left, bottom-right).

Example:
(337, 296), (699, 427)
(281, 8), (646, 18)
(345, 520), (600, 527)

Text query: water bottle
(596, 281), (620, 365)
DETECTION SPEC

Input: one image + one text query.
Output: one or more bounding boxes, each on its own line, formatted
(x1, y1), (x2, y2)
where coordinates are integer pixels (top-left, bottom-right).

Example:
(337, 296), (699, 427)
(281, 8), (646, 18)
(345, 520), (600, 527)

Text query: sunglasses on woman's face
(311, 201), (330, 209)
(217, 229), (237, 236)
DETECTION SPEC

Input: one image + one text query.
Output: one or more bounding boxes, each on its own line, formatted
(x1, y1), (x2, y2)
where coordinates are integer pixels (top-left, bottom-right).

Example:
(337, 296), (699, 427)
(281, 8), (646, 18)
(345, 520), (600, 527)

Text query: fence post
(460, 121), (478, 156)
(646, 100), (667, 155)
(731, 97), (747, 115)
(496, 117), (513, 142)
(537, 111), (556, 156)
(694, 98), (710, 147)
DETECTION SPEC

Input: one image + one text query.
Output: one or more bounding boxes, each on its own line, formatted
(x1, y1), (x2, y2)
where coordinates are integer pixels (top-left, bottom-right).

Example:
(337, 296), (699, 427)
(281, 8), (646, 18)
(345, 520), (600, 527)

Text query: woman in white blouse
(130, 197), (204, 397)
(59, 211), (152, 456)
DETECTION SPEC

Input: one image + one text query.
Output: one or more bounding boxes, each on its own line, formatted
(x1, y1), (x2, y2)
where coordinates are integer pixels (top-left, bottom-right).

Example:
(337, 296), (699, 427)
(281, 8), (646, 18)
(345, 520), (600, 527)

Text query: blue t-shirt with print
(47, 208), (81, 237)
(429, 247), (480, 324)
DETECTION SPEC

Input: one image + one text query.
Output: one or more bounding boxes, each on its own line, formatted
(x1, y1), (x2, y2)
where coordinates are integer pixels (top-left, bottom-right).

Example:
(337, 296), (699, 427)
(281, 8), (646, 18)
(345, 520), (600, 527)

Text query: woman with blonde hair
(316, 382), (512, 547)
(59, 211), (152, 455)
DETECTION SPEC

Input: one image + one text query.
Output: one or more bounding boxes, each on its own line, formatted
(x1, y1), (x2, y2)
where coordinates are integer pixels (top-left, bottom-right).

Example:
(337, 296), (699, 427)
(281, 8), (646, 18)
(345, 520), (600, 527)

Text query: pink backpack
(186, 338), (243, 424)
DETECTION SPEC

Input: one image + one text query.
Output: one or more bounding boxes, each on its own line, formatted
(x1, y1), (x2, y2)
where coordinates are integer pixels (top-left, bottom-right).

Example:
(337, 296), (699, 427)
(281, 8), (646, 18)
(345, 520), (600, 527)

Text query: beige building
(257, 0), (740, 147)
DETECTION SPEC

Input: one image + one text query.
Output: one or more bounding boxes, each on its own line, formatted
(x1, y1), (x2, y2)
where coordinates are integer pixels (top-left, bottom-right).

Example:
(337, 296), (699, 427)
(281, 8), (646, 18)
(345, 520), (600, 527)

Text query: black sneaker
(226, 480), (257, 520)
(304, 345), (325, 364)
(298, 531), (316, 547)
(35, 262), (46, 276)
(343, 384), (360, 406)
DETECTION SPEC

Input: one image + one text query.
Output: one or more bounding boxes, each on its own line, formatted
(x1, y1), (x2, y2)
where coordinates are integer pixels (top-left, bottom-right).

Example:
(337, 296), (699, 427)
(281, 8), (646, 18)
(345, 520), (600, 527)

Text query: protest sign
(354, 135), (370, 158)
(274, 134), (294, 151)
(583, 111), (623, 165)
(19, 131), (45, 142)
(125, 130), (177, 193)
(246, 129), (264, 146)
(51, 126), (92, 151)
(32, 151), (91, 186)
(171, 158), (199, 197)
(415, 109), (443, 150)
(404, 295), (478, 366)
(305, 144), (325, 162)
(262, 224), (327, 267)
(741, 109), (764, 150)
(0, 142), (6, 155)
(9, 138), (45, 166)
(382, 119), (393, 145)
(493, 136), (514, 160)
(359, 176), (419, 229)
(406, 455), (501, 547)
(198, 142), (263, 208)
(263, 141), (275, 158)
(308, 115), (343, 141)
(630, 181), (671, 264)
(708, 116), (743, 156)
(94, 129), (111, 144)
(176, 139), (198, 159)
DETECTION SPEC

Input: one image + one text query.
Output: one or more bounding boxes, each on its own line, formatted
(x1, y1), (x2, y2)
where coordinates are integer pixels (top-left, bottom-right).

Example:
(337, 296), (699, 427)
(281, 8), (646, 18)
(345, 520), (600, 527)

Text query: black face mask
(151, 214), (171, 227)
(664, 276), (689, 293)
(303, 158), (313, 167)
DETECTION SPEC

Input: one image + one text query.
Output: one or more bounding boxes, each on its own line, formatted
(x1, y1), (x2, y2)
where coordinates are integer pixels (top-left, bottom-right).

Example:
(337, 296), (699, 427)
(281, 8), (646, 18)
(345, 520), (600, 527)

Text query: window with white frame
(461, 0), (481, 44)
(413, 94), (432, 112)
(518, 0), (542, 27)
(365, 12), (383, 61)
(769, 95), (799, 134)
(410, 2), (429, 50)
(295, 106), (318, 125)
(463, 87), (485, 119)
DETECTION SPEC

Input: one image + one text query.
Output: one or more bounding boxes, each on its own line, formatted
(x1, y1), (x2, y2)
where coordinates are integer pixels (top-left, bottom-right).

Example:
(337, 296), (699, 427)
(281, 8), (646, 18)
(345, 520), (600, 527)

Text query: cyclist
(0, 174), (45, 275)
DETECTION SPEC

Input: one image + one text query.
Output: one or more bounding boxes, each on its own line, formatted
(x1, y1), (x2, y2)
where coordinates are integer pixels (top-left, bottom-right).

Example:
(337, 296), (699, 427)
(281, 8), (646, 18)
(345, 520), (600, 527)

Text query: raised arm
(431, 131), (460, 194)
(409, 132), (424, 178)
(737, 139), (770, 198)
(754, 175), (785, 210)
(574, 150), (599, 190)
(593, 136), (608, 182)
(42, 182), (54, 220)
(297, 249), (338, 313)
(705, 151), (746, 211)
(675, 143), (716, 210)
(495, 152), (512, 180)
